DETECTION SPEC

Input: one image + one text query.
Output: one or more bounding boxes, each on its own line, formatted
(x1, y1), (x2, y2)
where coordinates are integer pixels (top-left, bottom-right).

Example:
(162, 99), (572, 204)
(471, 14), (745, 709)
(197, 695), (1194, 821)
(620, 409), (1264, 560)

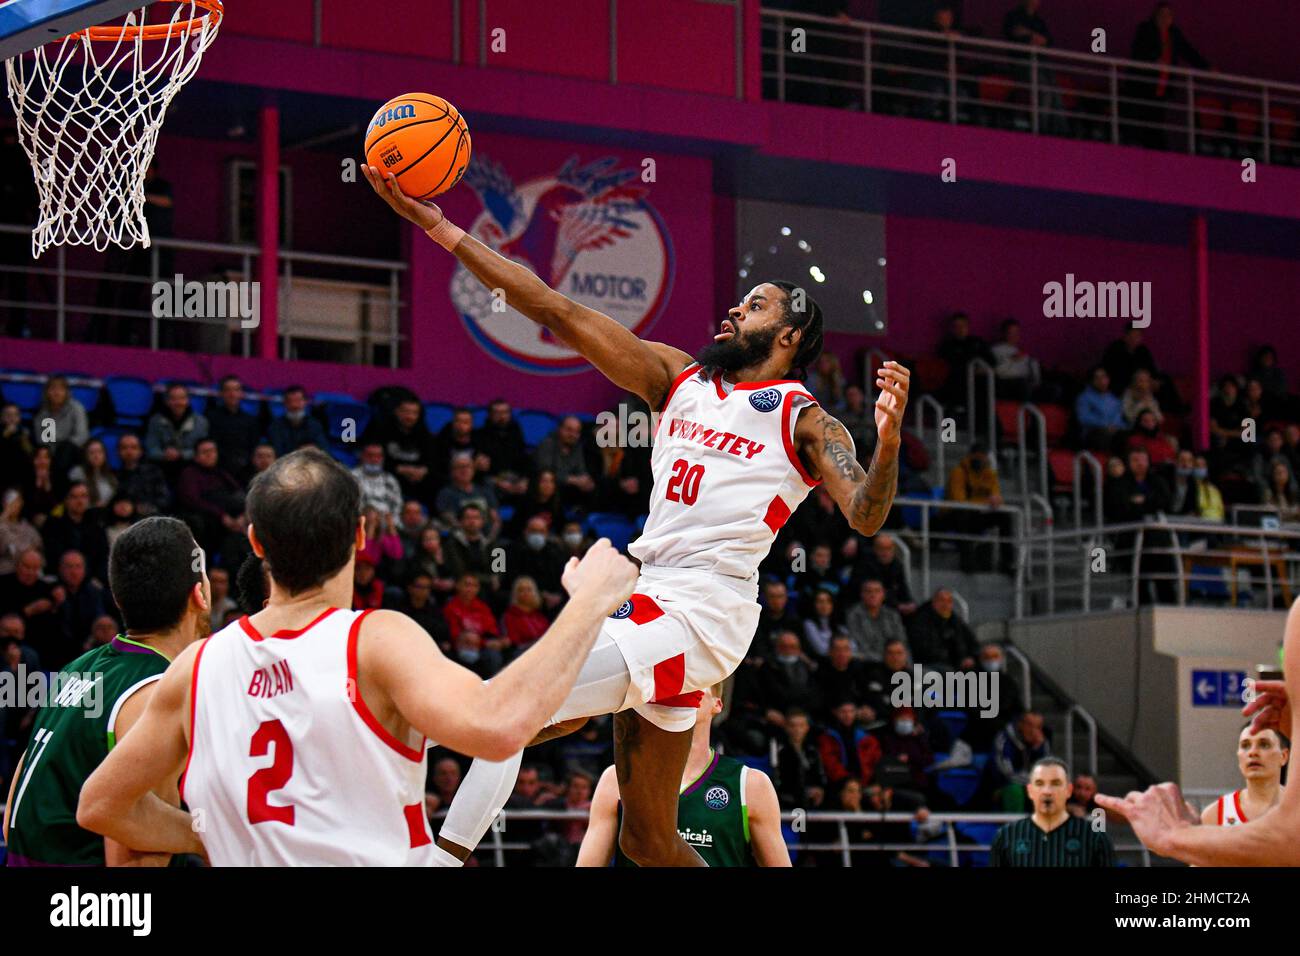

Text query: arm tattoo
(813, 411), (899, 536)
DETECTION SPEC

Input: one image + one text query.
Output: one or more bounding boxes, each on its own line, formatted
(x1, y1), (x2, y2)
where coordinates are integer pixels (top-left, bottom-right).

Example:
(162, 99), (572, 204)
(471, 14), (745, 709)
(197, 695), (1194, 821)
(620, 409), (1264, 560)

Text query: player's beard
(194, 605), (212, 640)
(694, 323), (782, 374)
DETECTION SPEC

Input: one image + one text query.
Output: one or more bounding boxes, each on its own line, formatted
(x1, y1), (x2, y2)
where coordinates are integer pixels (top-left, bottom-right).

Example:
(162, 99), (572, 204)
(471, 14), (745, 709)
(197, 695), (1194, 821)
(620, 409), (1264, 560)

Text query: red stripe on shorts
(653, 690), (704, 708)
(628, 595), (665, 625)
(405, 803), (432, 848)
(653, 653), (686, 701)
(762, 495), (792, 533)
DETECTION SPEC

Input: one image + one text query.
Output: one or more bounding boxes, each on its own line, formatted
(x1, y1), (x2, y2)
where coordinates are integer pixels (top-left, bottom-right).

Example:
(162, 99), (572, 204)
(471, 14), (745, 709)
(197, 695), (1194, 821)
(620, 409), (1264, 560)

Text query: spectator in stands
(990, 318), (1040, 401)
(864, 637), (911, 717)
(88, 614), (117, 651)
(0, 404), (35, 494)
(545, 770), (595, 853)
(207, 375), (261, 480)
(250, 442), (276, 478)
(395, 499), (430, 561)
(908, 5), (966, 121)
(146, 383), (209, 480)
(1124, 2), (1209, 149)
(443, 572), (500, 645)
(1191, 454), (1225, 522)
(1121, 368), (1163, 426)
(66, 438), (117, 509)
(267, 385), (327, 458)
(116, 433), (170, 518)
(1101, 328), (1156, 396)
(502, 575), (549, 657)
(352, 555), (386, 611)
(506, 515), (566, 610)
(53, 549), (105, 667)
(0, 612), (40, 671)
(426, 755), (462, 817)
(175, 439), (245, 558)
(874, 705), (934, 796)
(474, 399), (530, 501)
(23, 446), (59, 524)
(436, 453), (501, 536)
(1169, 448), (1200, 515)
(1247, 428), (1288, 489)
(534, 415), (595, 508)
(443, 503), (499, 598)
(1250, 346), (1289, 414)
(207, 565), (237, 633)
(1067, 773), (1100, 819)
(793, 543), (842, 611)
(803, 588), (841, 660)
(559, 521), (589, 560)
(360, 397), (439, 503)
(1284, 424), (1300, 477)
(965, 642), (1024, 750)
(1259, 457), (1300, 523)
(937, 312), (994, 410)
(1002, 0), (1065, 134)
(357, 507), (403, 580)
(33, 375), (89, 474)
(808, 352), (847, 415)
(851, 533), (917, 614)
(845, 578), (907, 664)
(945, 442), (1014, 573)
(819, 699), (882, 789)
(41, 482), (109, 584)
(1209, 374), (1246, 451)
(595, 397), (653, 518)
(1127, 408), (1177, 466)
(352, 442), (404, 518)
(392, 573), (448, 645)
(0, 549), (61, 669)
(1105, 447), (1178, 602)
(503, 763), (552, 862)
(757, 631), (823, 722)
(751, 579), (803, 662)
(0, 489), (41, 576)
(785, 486), (854, 568)
(1242, 377), (1269, 427)
(505, 468), (565, 539)
(103, 493), (137, 551)
(836, 385), (875, 463)
(908, 588), (978, 672)
(817, 634), (873, 721)
(431, 407), (479, 486)
(1075, 366), (1127, 450)
(451, 627), (500, 681)
(989, 711), (1052, 811)
(397, 526), (455, 601)
(773, 707), (827, 811)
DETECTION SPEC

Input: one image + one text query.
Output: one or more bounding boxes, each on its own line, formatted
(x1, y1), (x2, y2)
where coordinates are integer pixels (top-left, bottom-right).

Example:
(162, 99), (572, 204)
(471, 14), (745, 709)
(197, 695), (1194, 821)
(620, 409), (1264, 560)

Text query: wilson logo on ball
(366, 103), (415, 134)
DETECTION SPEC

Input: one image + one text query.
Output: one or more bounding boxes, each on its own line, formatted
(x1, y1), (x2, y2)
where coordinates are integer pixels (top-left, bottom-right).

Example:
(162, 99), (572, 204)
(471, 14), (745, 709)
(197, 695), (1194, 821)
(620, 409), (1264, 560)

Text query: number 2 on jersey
(665, 458), (704, 505)
(247, 719), (295, 826)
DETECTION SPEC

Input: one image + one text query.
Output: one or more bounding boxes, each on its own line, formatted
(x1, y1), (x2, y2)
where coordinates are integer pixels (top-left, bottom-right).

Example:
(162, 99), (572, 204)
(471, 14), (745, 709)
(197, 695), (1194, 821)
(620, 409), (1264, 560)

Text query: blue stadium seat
(104, 376), (155, 426)
(585, 512), (637, 552)
(736, 755), (772, 775)
(937, 709), (968, 741)
(425, 403), (453, 434)
(70, 383), (100, 414)
(956, 821), (1001, 867)
(313, 391), (359, 406)
(900, 486), (945, 531)
(329, 445), (359, 469)
(239, 397), (263, 417)
(515, 410), (558, 448)
(498, 504), (515, 524)
(0, 373), (44, 414)
(323, 401), (370, 443)
(935, 767), (981, 807)
(970, 752), (990, 774)
(1188, 563), (1230, 600)
(470, 406), (487, 429)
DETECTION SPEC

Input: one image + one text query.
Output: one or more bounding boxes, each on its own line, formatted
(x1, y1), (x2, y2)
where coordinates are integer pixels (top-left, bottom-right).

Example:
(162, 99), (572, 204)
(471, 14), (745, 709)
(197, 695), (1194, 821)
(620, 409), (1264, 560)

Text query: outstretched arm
(796, 361), (910, 537)
(363, 165), (690, 408)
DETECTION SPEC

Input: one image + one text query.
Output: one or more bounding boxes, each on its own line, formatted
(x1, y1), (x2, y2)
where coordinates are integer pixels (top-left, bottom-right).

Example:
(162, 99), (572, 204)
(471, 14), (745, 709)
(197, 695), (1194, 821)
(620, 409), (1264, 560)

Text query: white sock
(438, 634), (633, 854)
(429, 844), (464, 867)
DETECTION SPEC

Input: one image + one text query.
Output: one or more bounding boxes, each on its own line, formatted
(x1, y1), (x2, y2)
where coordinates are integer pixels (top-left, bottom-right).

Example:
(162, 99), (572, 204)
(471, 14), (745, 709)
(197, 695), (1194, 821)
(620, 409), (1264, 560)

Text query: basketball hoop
(4, 1), (223, 257)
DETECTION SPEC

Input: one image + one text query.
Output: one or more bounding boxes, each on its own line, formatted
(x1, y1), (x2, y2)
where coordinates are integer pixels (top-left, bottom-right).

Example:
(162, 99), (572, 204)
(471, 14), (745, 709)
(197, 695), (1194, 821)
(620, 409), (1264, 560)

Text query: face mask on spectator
(894, 718), (915, 735)
(982, 658), (1003, 672)
(285, 409), (305, 424)
(775, 653), (800, 666)
(1176, 466), (1193, 477)
(362, 462), (383, 475)
(457, 648), (481, 665)
(563, 532), (583, 548)
(1193, 467), (1208, 480)
(525, 532), (546, 551)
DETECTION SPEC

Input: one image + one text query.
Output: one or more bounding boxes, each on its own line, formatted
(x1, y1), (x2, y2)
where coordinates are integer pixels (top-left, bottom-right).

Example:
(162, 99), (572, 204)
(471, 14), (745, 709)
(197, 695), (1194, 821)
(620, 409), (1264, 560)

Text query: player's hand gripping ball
(364, 94), (471, 200)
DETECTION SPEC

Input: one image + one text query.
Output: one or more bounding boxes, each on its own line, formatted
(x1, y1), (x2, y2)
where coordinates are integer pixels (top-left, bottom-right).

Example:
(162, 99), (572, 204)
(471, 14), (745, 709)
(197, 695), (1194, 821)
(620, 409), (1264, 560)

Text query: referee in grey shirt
(991, 757), (1115, 866)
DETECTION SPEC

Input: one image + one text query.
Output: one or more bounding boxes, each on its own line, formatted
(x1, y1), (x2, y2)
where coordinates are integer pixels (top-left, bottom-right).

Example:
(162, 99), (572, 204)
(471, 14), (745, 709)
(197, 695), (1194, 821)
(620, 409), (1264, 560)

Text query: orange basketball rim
(67, 0), (223, 43)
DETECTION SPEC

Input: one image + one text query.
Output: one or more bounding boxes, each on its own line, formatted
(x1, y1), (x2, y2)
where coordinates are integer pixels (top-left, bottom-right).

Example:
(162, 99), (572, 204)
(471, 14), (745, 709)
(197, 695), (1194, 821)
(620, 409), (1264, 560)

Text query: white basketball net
(4, 2), (222, 257)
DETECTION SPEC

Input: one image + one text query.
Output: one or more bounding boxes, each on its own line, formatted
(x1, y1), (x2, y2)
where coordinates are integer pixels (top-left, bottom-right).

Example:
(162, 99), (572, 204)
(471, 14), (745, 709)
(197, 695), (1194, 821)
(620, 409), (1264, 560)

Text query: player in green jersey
(3, 517), (210, 866)
(577, 684), (790, 867)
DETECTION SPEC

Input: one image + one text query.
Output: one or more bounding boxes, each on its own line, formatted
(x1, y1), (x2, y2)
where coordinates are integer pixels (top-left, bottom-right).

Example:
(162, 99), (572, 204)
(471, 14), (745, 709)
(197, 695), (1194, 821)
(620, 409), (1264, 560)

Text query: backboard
(0, 0), (157, 59)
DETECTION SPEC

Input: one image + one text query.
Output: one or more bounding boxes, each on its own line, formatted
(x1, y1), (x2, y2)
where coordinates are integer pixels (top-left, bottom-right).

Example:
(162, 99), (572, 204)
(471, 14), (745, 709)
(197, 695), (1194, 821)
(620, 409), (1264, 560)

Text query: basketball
(363, 93), (471, 201)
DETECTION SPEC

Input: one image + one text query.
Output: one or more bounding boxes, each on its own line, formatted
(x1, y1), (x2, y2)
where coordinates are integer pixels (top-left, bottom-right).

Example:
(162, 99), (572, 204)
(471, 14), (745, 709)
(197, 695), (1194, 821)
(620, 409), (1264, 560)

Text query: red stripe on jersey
(763, 494), (792, 533)
(653, 653), (686, 701)
(240, 607), (339, 642)
(1234, 789), (1248, 822)
(628, 594), (665, 625)
(659, 363), (702, 413)
(179, 636), (211, 805)
(781, 390), (821, 487)
(404, 803), (432, 848)
(652, 690), (704, 708)
(712, 370), (728, 400)
(1217, 795), (1224, 825)
(347, 609), (424, 762)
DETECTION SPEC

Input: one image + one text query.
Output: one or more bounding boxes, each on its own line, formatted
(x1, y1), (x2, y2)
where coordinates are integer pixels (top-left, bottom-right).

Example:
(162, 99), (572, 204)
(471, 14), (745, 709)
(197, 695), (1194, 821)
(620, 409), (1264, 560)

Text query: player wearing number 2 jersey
(360, 163), (911, 867)
(78, 448), (641, 865)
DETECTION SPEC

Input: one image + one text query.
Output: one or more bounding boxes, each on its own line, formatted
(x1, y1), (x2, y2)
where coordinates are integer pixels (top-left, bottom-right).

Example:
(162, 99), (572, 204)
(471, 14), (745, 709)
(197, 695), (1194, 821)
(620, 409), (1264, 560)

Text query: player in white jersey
(362, 164), (910, 865)
(1200, 724), (1288, 829)
(77, 448), (640, 865)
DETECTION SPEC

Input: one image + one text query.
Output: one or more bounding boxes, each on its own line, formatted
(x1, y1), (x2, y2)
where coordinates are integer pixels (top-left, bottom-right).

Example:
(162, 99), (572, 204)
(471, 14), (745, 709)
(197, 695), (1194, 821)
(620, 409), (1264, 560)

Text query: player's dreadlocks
(769, 280), (824, 381)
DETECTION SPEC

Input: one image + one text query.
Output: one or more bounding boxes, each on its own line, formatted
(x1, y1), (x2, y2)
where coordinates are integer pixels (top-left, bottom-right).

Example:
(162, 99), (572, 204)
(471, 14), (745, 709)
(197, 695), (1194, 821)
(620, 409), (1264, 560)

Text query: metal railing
(761, 10), (1300, 166)
(1072, 451), (1105, 531)
(1063, 703), (1099, 778)
(1015, 403), (1048, 500)
(450, 807), (1152, 867)
(896, 494), (1026, 602)
(909, 393), (947, 488)
(0, 223), (407, 367)
(966, 357), (997, 454)
(1001, 644), (1034, 712)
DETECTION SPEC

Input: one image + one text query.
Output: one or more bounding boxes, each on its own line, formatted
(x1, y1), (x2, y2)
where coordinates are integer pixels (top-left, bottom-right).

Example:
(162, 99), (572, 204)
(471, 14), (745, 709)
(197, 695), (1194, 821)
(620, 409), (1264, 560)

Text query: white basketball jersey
(629, 364), (826, 580)
(181, 607), (435, 866)
(1215, 790), (1247, 826)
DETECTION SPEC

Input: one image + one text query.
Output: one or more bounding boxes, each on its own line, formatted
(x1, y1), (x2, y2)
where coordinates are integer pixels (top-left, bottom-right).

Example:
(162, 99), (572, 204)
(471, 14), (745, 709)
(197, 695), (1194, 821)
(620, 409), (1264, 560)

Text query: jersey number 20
(247, 719), (295, 826)
(665, 458), (704, 505)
